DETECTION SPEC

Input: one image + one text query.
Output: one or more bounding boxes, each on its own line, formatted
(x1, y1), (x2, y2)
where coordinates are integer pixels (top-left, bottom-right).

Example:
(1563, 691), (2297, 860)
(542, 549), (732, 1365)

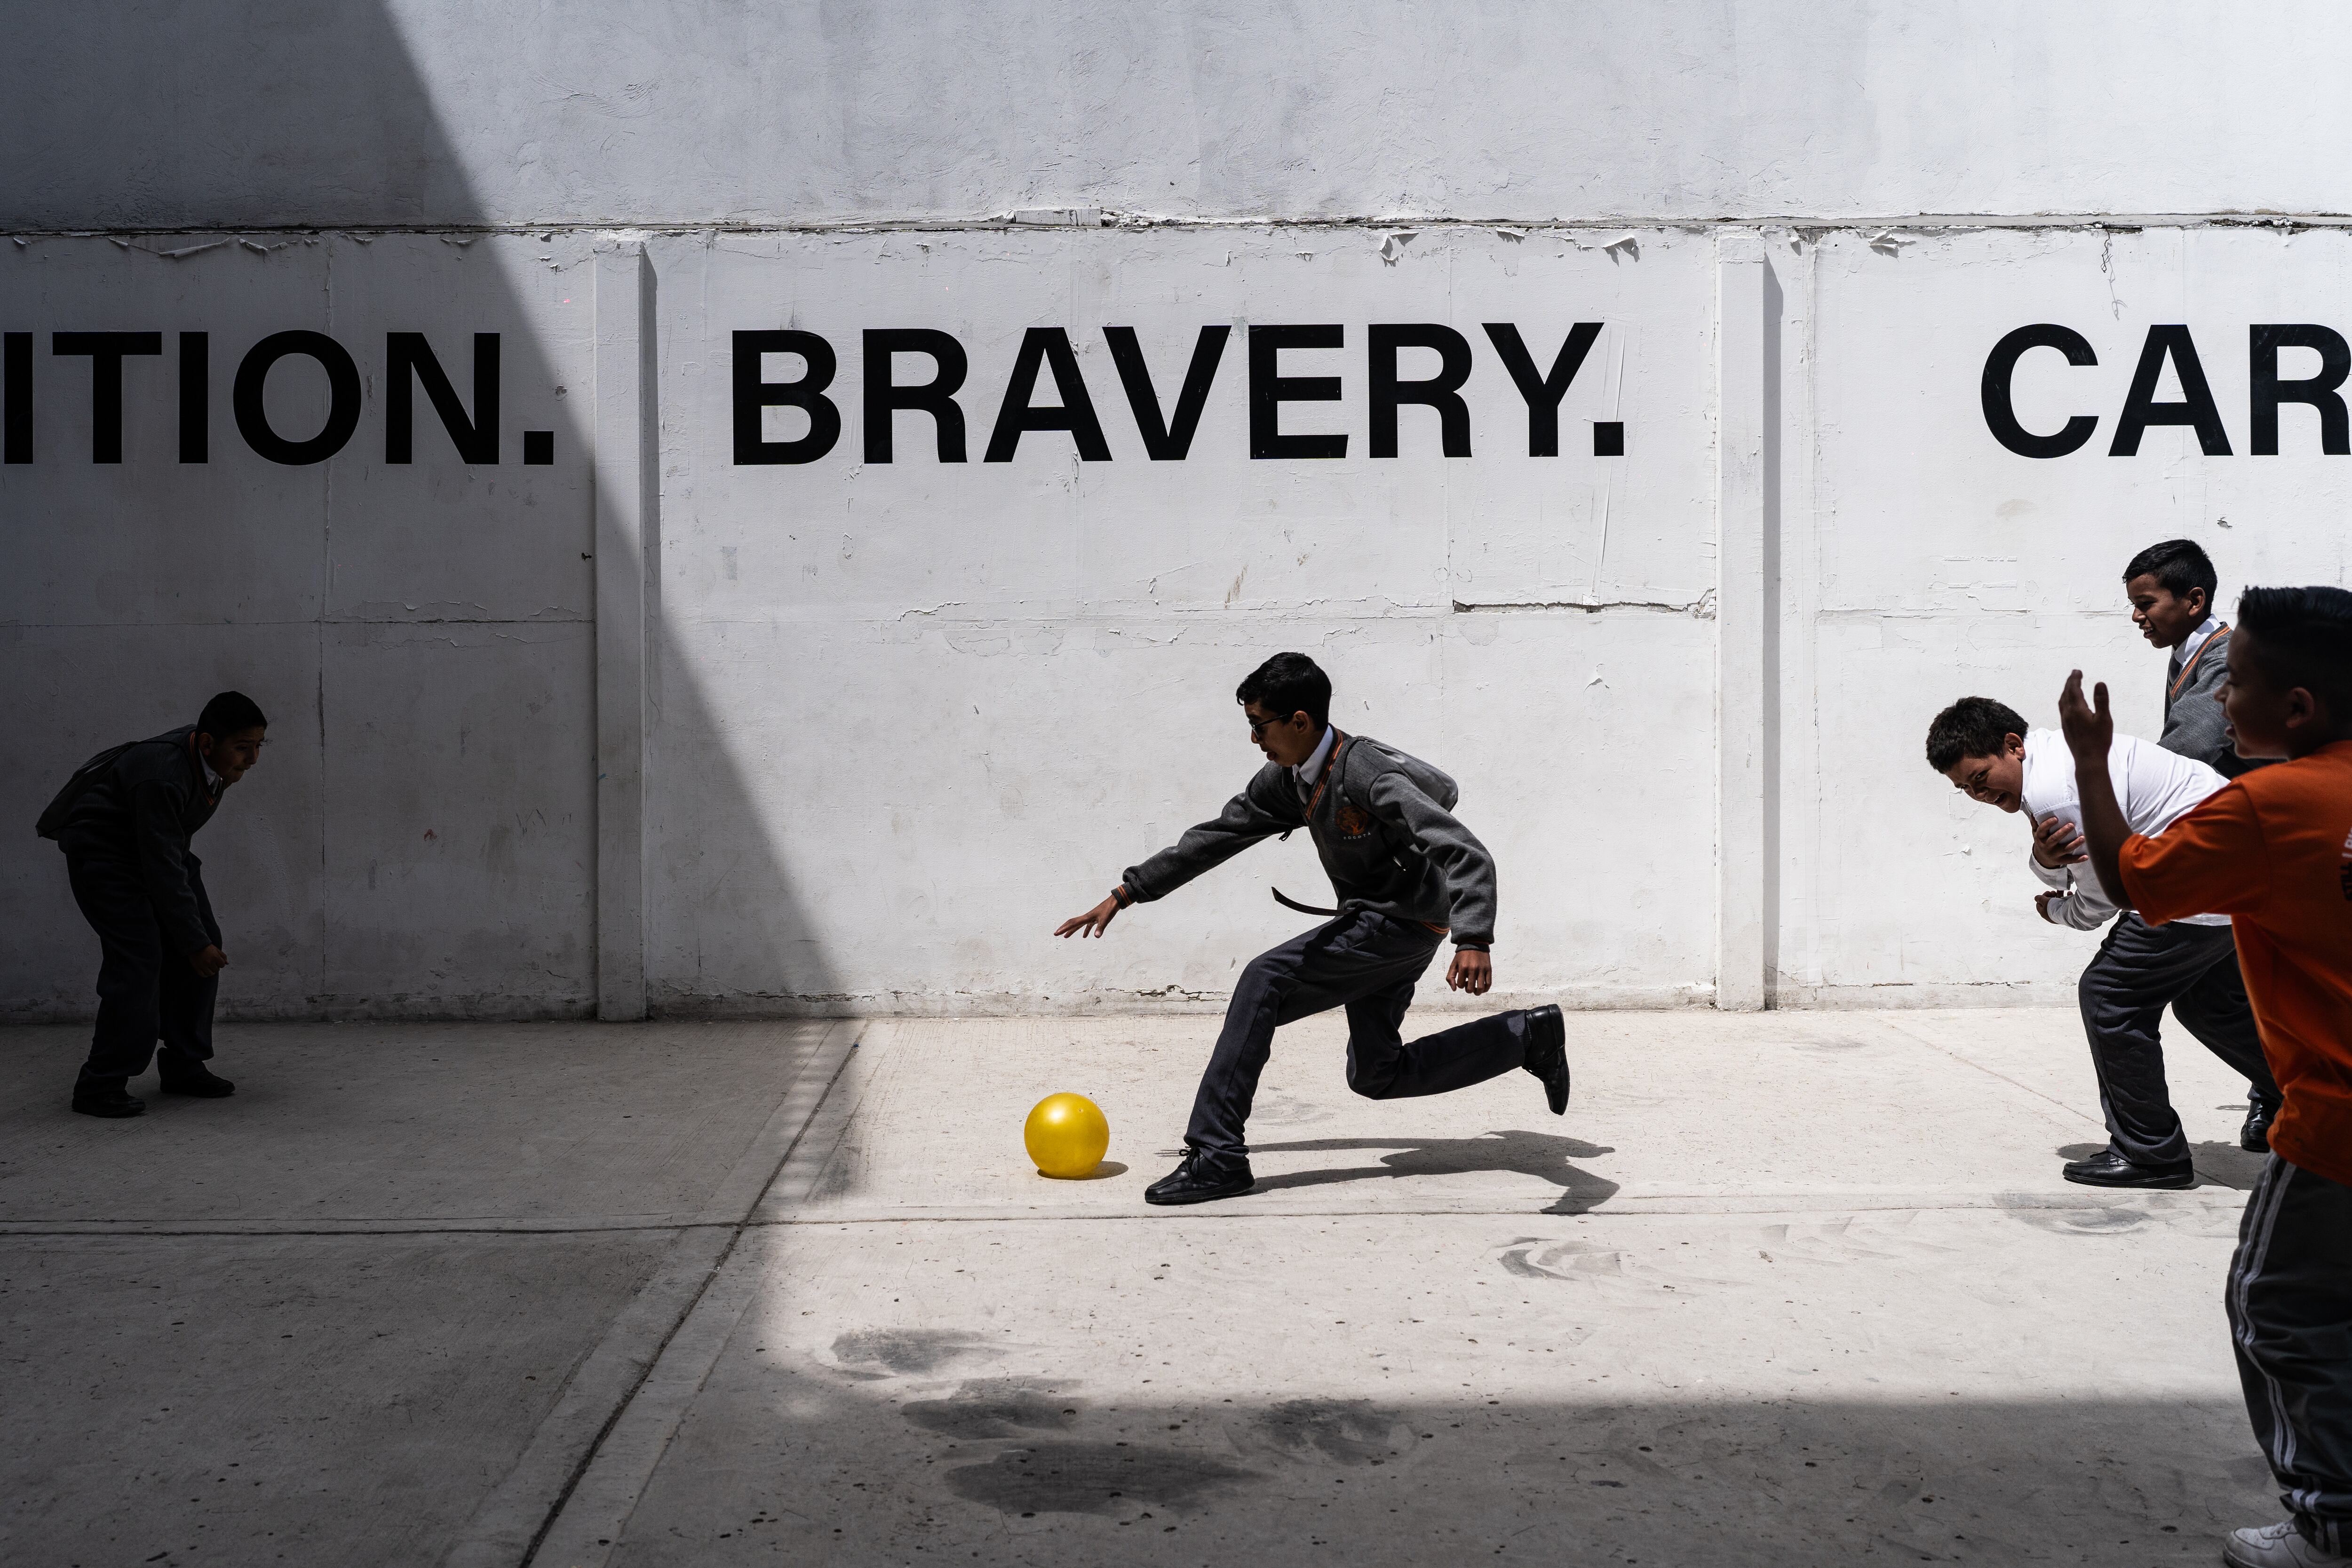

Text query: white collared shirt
(2019, 728), (2230, 929)
(2177, 615), (2222, 668)
(1292, 724), (1335, 804)
(197, 740), (228, 797)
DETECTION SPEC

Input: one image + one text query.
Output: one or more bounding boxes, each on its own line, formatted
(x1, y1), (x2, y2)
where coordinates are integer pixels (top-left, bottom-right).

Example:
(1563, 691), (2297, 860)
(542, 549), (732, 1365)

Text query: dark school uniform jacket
(2160, 626), (2265, 779)
(53, 728), (225, 957)
(1120, 731), (1500, 949)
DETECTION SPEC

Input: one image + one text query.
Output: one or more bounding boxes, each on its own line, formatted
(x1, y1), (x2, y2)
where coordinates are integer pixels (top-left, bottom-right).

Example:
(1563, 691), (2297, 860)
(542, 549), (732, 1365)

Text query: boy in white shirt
(1925, 696), (2280, 1187)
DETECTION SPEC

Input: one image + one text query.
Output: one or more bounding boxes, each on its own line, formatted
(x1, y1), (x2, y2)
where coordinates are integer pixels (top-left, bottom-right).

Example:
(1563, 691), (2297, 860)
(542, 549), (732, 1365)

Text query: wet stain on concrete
(1756, 1215), (1956, 1265)
(2003, 1203), (2152, 1235)
(811, 1136), (865, 1200)
(1997, 1178), (2161, 1234)
(1491, 1237), (1734, 1305)
(902, 1378), (1076, 1439)
(944, 1441), (1254, 1515)
(1498, 1237), (1626, 1280)
(1247, 1398), (1410, 1464)
(829, 1327), (994, 1376)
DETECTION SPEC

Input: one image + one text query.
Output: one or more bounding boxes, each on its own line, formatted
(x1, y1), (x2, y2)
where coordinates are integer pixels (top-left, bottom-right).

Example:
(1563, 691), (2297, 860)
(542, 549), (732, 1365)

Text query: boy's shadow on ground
(2056, 1139), (2267, 1191)
(1244, 1131), (1619, 1214)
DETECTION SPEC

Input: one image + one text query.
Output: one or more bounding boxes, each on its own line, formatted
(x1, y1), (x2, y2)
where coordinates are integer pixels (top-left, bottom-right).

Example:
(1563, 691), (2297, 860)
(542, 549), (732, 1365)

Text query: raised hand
(2058, 669), (2135, 910)
(2057, 669), (2114, 765)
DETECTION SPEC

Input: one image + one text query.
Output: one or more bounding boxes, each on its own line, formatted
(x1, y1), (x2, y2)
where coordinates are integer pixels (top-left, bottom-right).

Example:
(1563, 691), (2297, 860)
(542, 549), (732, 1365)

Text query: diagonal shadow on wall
(0, 2), (838, 1022)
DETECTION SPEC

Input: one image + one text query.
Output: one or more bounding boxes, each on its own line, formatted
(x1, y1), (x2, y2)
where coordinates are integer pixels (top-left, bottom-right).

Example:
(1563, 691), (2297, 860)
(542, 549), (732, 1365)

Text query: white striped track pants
(2229, 1153), (2352, 1552)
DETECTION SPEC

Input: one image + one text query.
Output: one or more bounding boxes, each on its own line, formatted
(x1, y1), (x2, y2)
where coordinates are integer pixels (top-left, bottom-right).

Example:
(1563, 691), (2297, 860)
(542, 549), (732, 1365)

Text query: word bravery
(732, 324), (1624, 464)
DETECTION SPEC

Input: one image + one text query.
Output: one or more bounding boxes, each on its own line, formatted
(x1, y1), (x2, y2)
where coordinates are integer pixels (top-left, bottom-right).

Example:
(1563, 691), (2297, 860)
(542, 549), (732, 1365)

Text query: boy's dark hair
(198, 690), (269, 739)
(2237, 586), (2352, 714)
(1236, 653), (1332, 728)
(1924, 696), (2029, 773)
(2122, 539), (2218, 606)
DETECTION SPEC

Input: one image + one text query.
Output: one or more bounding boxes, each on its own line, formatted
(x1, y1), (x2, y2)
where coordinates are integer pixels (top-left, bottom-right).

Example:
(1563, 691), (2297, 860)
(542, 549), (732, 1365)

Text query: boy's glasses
(1247, 712), (1299, 739)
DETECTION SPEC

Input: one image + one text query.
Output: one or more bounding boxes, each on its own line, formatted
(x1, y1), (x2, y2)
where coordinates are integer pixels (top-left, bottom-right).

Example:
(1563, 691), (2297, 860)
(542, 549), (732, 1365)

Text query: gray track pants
(2230, 1154), (2352, 1552)
(2078, 915), (2279, 1167)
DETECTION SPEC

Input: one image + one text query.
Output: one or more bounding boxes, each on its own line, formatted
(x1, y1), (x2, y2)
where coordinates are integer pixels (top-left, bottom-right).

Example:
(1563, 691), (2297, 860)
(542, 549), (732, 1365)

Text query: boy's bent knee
(1231, 954), (1297, 1002)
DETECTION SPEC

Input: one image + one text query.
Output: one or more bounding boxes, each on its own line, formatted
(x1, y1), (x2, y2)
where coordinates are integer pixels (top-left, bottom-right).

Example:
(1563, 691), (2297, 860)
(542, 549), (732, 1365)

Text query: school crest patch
(1334, 802), (1375, 838)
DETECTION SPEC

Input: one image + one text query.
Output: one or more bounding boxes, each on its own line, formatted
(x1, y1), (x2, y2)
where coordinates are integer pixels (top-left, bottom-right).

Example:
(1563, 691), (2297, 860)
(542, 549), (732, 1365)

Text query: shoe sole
(2062, 1169), (2196, 1190)
(1144, 1179), (1255, 1207)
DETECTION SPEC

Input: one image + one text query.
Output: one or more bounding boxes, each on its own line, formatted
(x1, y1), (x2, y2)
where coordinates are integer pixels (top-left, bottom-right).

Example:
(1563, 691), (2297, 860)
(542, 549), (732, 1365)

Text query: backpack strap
(1302, 729), (1350, 820)
(33, 735), (174, 840)
(2168, 623), (2227, 704)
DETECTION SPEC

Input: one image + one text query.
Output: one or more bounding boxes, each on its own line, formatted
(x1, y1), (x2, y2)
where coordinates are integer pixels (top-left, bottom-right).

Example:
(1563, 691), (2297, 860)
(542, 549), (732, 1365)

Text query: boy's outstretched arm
(2058, 670), (2135, 909)
(1053, 777), (1294, 939)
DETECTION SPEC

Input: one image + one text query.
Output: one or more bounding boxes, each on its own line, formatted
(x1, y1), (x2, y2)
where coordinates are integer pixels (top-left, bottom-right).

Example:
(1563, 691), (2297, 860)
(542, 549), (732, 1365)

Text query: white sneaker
(2224, 1521), (2352, 1568)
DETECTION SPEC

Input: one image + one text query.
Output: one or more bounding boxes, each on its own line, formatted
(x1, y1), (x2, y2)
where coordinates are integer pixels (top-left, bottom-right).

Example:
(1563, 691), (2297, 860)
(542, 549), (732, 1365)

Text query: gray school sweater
(2161, 626), (2265, 779)
(1120, 732), (1500, 948)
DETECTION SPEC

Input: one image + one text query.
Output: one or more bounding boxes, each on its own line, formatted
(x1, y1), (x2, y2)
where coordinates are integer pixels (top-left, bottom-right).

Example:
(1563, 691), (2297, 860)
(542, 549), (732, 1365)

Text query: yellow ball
(1024, 1092), (1110, 1179)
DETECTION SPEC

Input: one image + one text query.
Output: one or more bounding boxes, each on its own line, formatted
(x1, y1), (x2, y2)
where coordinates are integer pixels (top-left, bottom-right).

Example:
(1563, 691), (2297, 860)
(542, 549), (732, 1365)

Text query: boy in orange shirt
(2058, 585), (2352, 1568)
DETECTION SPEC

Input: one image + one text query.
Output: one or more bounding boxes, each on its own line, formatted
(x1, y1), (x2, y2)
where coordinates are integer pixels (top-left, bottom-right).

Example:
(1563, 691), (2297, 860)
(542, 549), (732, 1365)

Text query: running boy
(2057, 586), (2352, 1568)
(1054, 653), (1569, 1206)
(1925, 696), (2278, 1184)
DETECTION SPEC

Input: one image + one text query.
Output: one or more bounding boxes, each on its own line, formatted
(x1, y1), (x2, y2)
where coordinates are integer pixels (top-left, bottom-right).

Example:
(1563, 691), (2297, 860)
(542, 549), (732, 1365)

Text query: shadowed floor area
(0, 1008), (2288, 1565)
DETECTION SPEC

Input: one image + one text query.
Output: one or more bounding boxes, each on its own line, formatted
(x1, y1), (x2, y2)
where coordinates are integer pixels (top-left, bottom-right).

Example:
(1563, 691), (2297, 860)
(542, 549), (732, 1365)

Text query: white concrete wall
(1793, 225), (2352, 1003)
(9, 3), (2352, 228)
(5, 4), (2350, 1019)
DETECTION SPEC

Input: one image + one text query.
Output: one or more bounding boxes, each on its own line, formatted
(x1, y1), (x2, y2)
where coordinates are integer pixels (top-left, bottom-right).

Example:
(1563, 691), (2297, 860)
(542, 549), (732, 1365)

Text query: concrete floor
(0, 1009), (2286, 1567)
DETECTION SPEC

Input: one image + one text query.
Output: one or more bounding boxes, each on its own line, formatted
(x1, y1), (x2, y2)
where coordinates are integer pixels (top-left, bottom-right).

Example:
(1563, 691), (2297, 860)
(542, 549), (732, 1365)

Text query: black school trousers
(1183, 909), (1534, 1166)
(63, 849), (219, 1087)
(2078, 915), (2279, 1168)
(2230, 1154), (2352, 1553)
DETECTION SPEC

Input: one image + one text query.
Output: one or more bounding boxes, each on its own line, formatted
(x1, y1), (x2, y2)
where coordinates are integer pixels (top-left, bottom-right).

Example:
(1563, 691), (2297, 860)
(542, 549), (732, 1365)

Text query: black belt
(1271, 888), (1450, 936)
(1271, 887), (1339, 916)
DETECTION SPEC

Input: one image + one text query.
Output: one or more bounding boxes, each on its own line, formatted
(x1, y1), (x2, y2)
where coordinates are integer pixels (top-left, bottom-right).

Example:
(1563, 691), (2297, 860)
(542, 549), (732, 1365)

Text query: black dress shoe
(1144, 1149), (1255, 1206)
(2241, 1101), (2277, 1154)
(158, 1064), (236, 1098)
(2062, 1149), (2195, 1189)
(1521, 1004), (1570, 1116)
(71, 1085), (146, 1118)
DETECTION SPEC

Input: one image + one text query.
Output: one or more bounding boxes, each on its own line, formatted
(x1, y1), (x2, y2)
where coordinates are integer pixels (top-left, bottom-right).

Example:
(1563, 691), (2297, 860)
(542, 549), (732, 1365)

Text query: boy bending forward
(1925, 696), (2277, 1186)
(1056, 653), (1569, 1206)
